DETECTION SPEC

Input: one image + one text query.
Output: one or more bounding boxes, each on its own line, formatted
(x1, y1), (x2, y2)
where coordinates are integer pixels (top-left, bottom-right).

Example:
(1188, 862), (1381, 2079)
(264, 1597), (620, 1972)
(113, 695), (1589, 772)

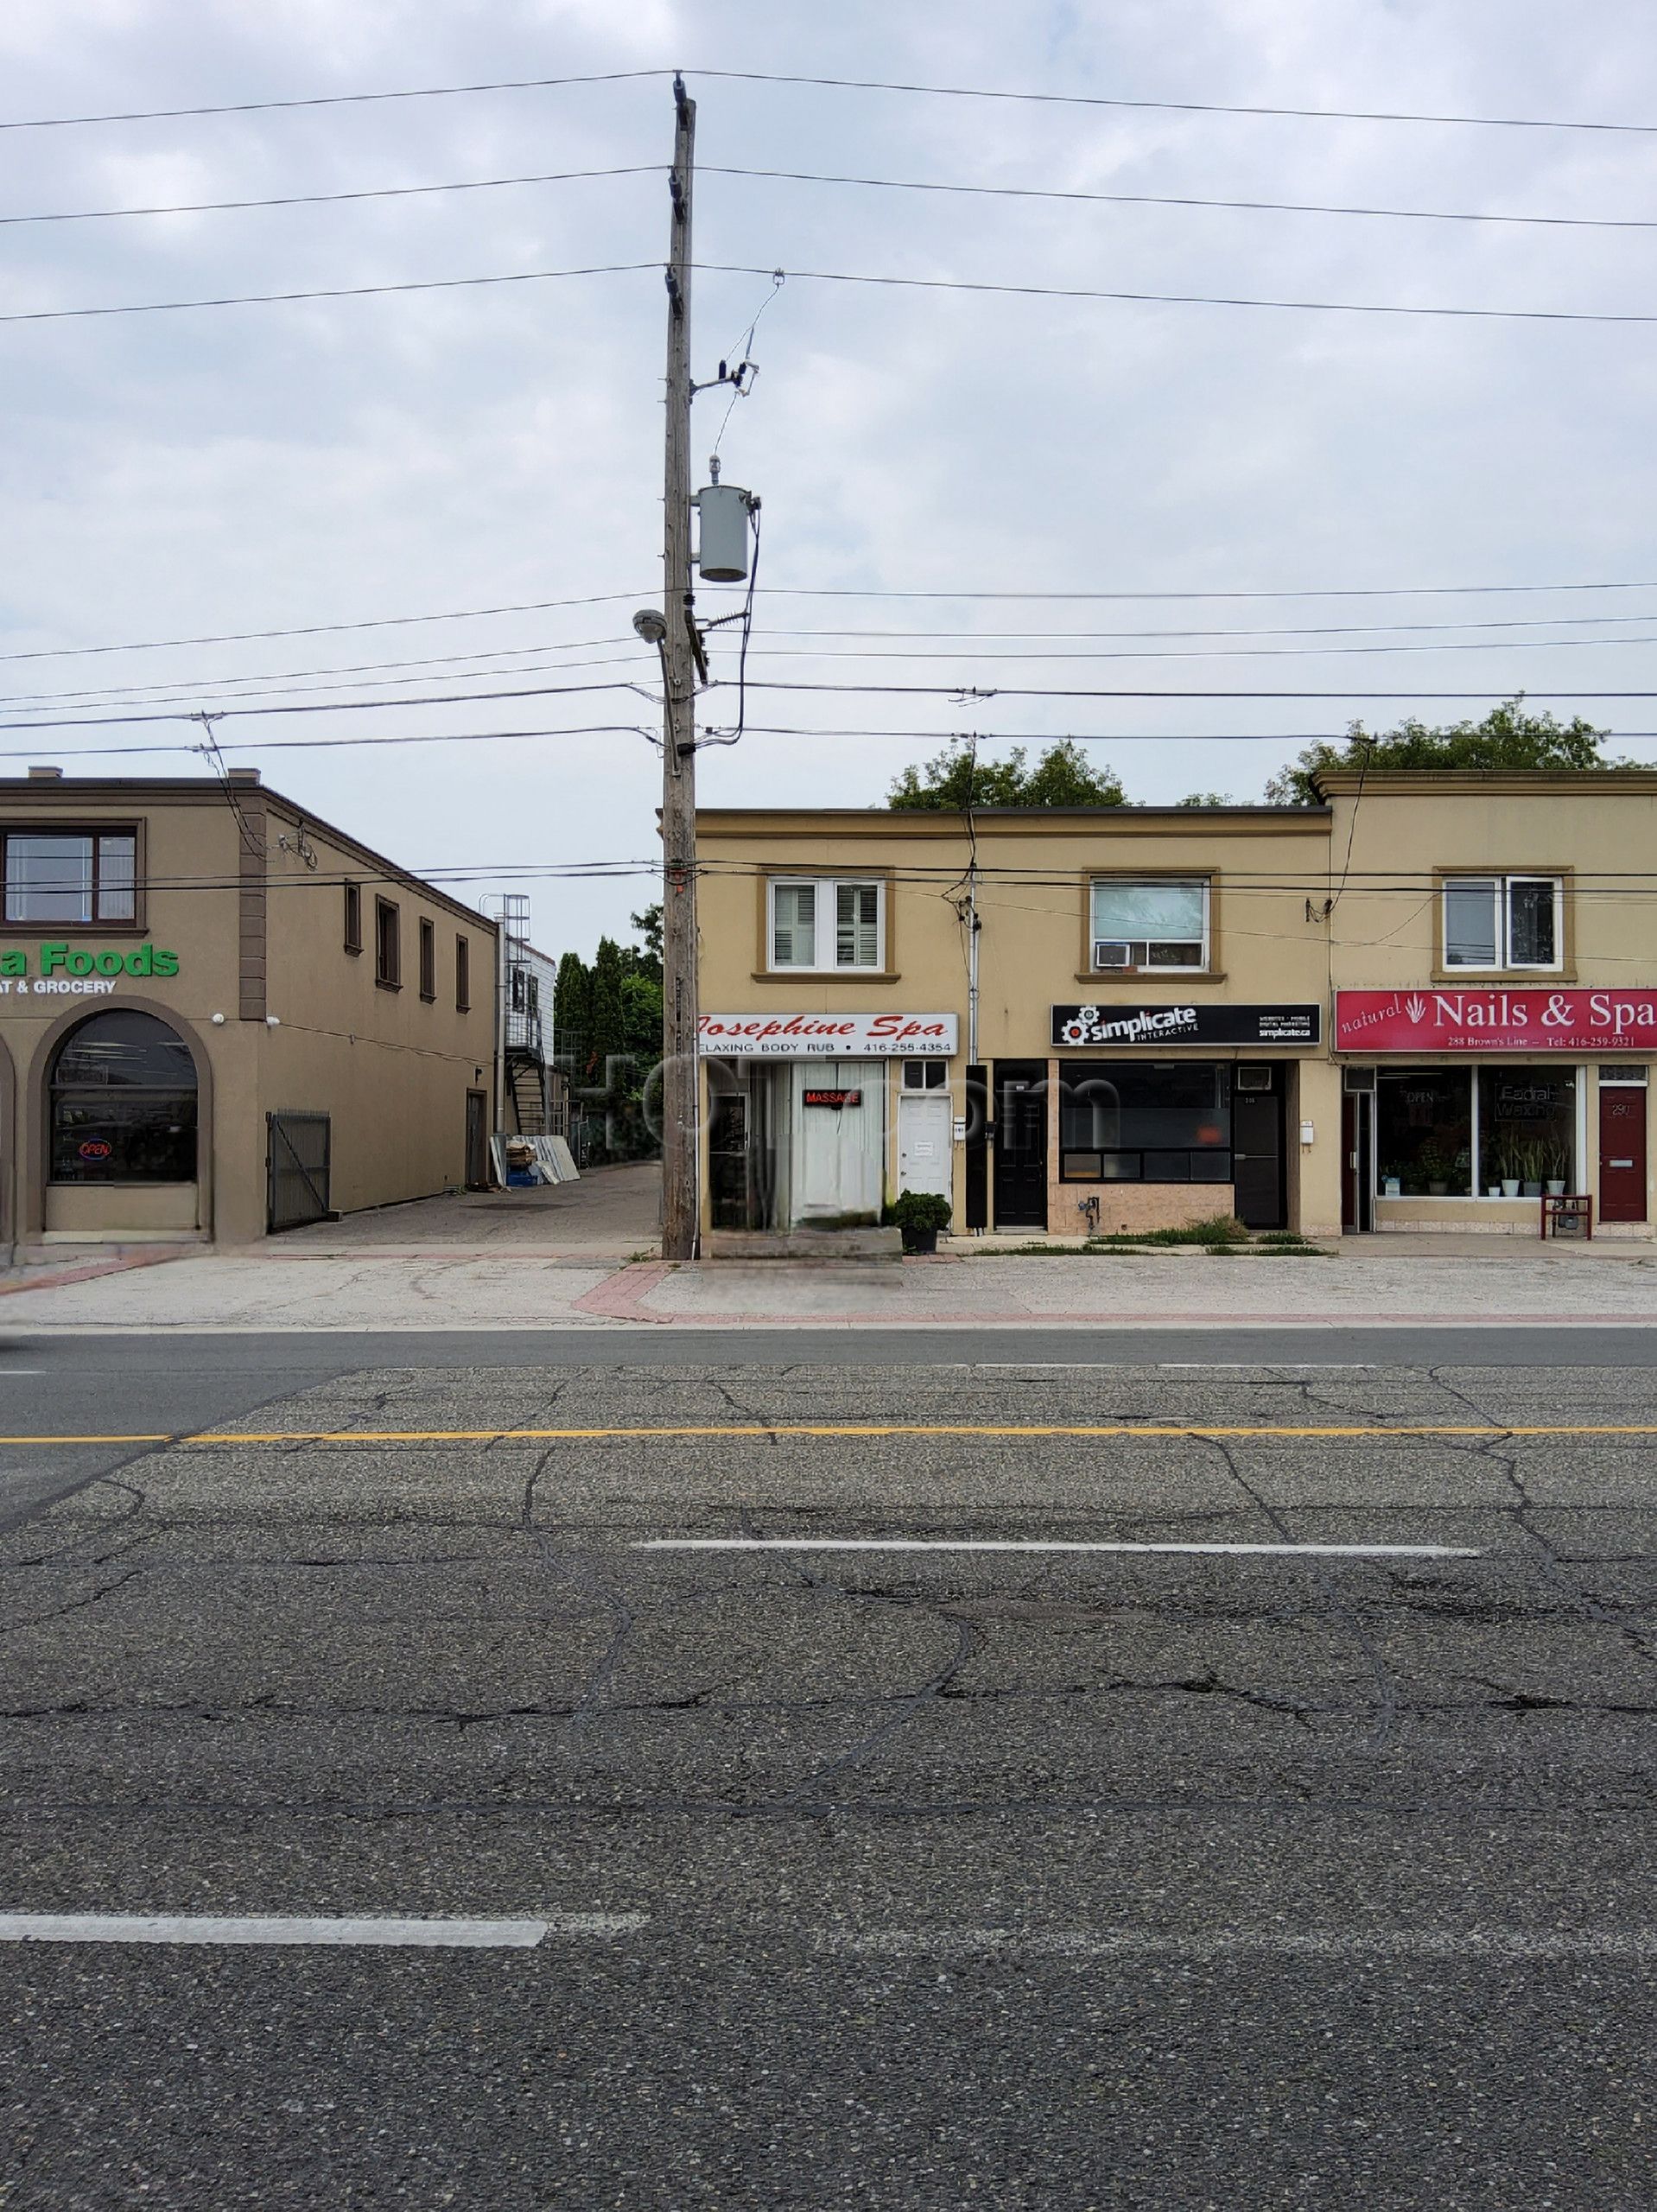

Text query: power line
(16, 580), (1657, 674)
(0, 164), (663, 226)
(10, 158), (1647, 235)
(0, 69), (663, 131)
(0, 721), (652, 763)
(4, 63), (1654, 137)
(0, 677), (654, 732)
(13, 721), (1657, 766)
(0, 632), (649, 708)
(762, 612), (1657, 639)
(700, 261), (1657, 327)
(750, 580), (1657, 603)
(747, 734), (1657, 752)
(12, 610), (1654, 712)
(751, 681), (1657, 700)
(689, 67), (1657, 137)
(0, 258), (657, 325)
(708, 164), (1657, 234)
(730, 631), (1657, 664)
(16, 607), (1657, 711)
(10, 254), (1656, 328)
(0, 589), (653, 664)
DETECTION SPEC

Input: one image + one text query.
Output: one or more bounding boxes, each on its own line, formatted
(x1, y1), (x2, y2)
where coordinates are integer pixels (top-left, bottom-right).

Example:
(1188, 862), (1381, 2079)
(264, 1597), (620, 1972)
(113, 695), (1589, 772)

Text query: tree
(621, 969), (663, 1068)
(887, 737), (1124, 810)
(552, 950), (588, 1065)
(1265, 698), (1616, 807)
(1175, 790), (1235, 807)
(587, 937), (628, 1076)
(624, 903), (663, 986)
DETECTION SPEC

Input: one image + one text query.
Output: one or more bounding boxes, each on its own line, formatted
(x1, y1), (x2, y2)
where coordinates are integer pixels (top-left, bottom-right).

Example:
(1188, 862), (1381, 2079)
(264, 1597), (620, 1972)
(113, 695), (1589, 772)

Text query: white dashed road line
(0, 1912), (645, 1948)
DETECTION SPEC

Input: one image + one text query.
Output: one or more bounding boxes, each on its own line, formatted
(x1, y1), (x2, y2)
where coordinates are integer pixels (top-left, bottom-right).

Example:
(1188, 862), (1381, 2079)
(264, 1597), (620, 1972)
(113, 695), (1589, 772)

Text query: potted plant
(1495, 1144), (1522, 1199)
(1381, 1166), (1403, 1198)
(1518, 1140), (1545, 1198)
(892, 1188), (952, 1255)
(1544, 1141), (1570, 1198)
(1418, 1141), (1451, 1197)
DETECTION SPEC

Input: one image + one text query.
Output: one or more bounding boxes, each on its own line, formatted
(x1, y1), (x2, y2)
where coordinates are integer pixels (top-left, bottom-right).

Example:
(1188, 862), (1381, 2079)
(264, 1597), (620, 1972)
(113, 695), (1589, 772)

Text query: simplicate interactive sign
(1051, 1002), (1322, 1048)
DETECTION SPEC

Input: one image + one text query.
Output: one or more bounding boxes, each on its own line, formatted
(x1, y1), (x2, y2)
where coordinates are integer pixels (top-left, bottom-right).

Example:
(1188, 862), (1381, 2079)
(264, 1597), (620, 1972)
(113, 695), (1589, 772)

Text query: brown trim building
(0, 770), (498, 1251)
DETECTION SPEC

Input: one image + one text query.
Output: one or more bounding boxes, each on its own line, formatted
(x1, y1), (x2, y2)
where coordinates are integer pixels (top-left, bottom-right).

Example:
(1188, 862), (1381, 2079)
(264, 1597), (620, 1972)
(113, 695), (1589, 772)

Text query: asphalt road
(3, 1330), (1657, 2207)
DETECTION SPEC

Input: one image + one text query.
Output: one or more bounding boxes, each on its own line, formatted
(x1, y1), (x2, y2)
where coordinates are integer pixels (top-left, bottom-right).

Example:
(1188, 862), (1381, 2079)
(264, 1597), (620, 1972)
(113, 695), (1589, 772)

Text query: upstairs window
(375, 897), (401, 988)
(418, 917), (436, 1001)
(1443, 875), (1562, 970)
(455, 934), (470, 1012)
(768, 878), (885, 971)
(343, 881), (362, 953)
(4, 830), (136, 924)
(1089, 878), (1209, 971)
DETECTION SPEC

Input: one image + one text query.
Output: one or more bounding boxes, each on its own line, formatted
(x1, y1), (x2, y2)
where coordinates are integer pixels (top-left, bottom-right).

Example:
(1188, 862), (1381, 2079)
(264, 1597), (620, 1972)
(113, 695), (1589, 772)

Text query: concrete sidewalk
(1, 1237), (1653, 1331)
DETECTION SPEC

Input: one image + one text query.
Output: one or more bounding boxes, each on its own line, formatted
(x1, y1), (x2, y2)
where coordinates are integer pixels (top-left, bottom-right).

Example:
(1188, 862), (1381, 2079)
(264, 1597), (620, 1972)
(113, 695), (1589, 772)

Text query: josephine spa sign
(1336, 988), (1657, 1052)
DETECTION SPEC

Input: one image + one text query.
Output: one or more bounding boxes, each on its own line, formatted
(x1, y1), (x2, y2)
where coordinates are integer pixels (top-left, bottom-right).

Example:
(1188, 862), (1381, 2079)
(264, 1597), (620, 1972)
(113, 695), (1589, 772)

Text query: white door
(898, 1090), (953, 1201)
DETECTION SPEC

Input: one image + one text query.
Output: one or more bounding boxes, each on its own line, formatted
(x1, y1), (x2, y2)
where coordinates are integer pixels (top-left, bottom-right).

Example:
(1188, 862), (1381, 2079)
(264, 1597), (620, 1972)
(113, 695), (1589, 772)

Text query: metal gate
(267, 1111), (332, 1232)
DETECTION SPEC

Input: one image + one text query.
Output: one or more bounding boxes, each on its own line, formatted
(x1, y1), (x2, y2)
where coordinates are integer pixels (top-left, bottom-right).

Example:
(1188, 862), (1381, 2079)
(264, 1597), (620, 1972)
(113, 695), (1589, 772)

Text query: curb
(0, 1248), (194, 1300)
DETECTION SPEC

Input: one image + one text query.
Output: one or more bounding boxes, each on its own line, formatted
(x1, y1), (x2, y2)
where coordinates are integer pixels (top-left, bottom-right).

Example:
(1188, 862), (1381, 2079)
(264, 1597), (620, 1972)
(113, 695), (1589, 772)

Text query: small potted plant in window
(891, 1188), (952, 1255)
(1519, 1141), (1545, 1199)
(1544, 1141), (1569, 1198)
(1418, 1141), (1451, 1197)
(1496, 1145), (1522, 1200)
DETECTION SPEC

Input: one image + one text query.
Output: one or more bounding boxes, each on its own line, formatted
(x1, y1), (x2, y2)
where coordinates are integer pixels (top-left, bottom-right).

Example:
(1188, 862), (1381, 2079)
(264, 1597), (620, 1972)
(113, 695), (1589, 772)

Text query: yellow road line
(2, 1422), (1657, 1446)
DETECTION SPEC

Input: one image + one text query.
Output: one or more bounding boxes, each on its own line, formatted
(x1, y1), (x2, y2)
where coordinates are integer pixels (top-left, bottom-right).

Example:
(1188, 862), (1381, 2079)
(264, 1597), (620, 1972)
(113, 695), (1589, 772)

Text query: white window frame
(1089, 876), (1210, 974)
(1442, 874), (1564, 973)
(767, 876), (886, 973)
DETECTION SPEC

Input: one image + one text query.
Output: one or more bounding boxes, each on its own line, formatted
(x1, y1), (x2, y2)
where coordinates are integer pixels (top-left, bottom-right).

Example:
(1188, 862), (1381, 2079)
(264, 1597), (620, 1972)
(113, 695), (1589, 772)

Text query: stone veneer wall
(1046, 1179), (1239, 1236)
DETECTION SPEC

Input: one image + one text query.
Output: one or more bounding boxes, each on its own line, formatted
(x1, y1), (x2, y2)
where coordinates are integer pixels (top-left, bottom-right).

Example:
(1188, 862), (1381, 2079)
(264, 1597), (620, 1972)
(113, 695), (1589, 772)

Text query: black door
(708, 1089), (749, 1230)
(993, 1061), (1048, 1229)
(465, 1091), (490, 1190)
(1232, 1072), (1284, 1230)
(964, 1064), (989, 1230)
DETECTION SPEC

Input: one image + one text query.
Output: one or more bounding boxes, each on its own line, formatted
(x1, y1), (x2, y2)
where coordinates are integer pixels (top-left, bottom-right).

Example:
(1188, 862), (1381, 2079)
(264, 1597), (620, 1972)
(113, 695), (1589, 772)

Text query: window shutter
(772, 882), (816, 967)
(837, 882), (879, 967)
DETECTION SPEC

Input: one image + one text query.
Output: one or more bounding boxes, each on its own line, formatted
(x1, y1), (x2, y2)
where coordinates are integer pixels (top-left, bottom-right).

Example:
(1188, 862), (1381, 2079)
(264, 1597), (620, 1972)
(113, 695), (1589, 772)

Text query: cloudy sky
(3, 0), (1655, 957)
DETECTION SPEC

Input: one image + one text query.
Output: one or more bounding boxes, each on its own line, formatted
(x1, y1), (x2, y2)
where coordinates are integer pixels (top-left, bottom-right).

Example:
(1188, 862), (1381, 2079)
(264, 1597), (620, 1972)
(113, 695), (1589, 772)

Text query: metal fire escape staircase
(501, 894), (549, 1136)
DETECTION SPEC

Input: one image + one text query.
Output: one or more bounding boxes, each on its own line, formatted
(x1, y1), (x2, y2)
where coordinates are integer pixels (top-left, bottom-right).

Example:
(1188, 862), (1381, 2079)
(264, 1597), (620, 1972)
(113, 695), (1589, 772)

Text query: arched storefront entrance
(43, 1009), (202, 1237)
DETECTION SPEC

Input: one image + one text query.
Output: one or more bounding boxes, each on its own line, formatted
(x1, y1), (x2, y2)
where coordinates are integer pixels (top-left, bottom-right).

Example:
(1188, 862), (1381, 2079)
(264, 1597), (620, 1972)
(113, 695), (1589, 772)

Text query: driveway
(244, 1158), (663, 1261)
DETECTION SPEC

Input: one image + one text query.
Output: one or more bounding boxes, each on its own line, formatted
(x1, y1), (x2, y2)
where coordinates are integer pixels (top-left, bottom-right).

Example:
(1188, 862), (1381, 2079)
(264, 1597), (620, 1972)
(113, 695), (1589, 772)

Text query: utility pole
(660, 73), (701, 1260)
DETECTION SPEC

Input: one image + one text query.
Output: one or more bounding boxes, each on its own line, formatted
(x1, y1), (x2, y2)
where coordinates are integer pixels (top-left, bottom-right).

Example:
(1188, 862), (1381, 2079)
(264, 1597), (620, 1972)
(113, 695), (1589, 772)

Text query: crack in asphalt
(1199, 1434), (1404, 1752)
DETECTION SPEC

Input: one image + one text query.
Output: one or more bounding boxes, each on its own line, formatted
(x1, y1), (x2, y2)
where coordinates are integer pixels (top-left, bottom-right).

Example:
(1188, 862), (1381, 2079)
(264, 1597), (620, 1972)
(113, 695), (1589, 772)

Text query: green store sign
(0, 942), (181, 997)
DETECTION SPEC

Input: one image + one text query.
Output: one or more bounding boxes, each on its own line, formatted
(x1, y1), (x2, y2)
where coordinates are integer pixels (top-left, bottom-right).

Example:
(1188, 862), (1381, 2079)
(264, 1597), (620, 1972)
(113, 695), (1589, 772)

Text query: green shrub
(891, 1189), (953, 1233)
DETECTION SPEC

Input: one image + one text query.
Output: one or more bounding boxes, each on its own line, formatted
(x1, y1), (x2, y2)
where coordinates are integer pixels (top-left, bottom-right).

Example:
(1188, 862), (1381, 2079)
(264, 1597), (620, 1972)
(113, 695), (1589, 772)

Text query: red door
(1599, 1086), (1648, 1223)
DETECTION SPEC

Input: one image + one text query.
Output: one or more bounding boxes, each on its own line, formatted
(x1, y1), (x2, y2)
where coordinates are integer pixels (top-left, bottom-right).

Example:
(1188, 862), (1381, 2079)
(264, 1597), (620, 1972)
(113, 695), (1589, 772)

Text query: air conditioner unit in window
(1235, 1065), (1273, 1092)
(1093, 940), (1131, 969)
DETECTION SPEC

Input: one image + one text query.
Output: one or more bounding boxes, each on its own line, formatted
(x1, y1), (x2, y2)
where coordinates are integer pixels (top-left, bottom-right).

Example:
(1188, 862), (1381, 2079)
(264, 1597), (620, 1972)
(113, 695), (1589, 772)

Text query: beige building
(0, 769), (498, 1251)
(695, 771), (1657, 1243)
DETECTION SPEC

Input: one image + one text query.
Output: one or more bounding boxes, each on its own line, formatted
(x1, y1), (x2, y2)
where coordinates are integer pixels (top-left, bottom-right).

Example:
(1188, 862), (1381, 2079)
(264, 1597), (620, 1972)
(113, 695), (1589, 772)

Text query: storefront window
(49, 1010), (198, 1183)
(1376, 1070), (1472, 1195)
(1374, 1064), (1577, 1196)
(1477, 1065), (1575, 1192)
(1057, 1060), (1229, 1181)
